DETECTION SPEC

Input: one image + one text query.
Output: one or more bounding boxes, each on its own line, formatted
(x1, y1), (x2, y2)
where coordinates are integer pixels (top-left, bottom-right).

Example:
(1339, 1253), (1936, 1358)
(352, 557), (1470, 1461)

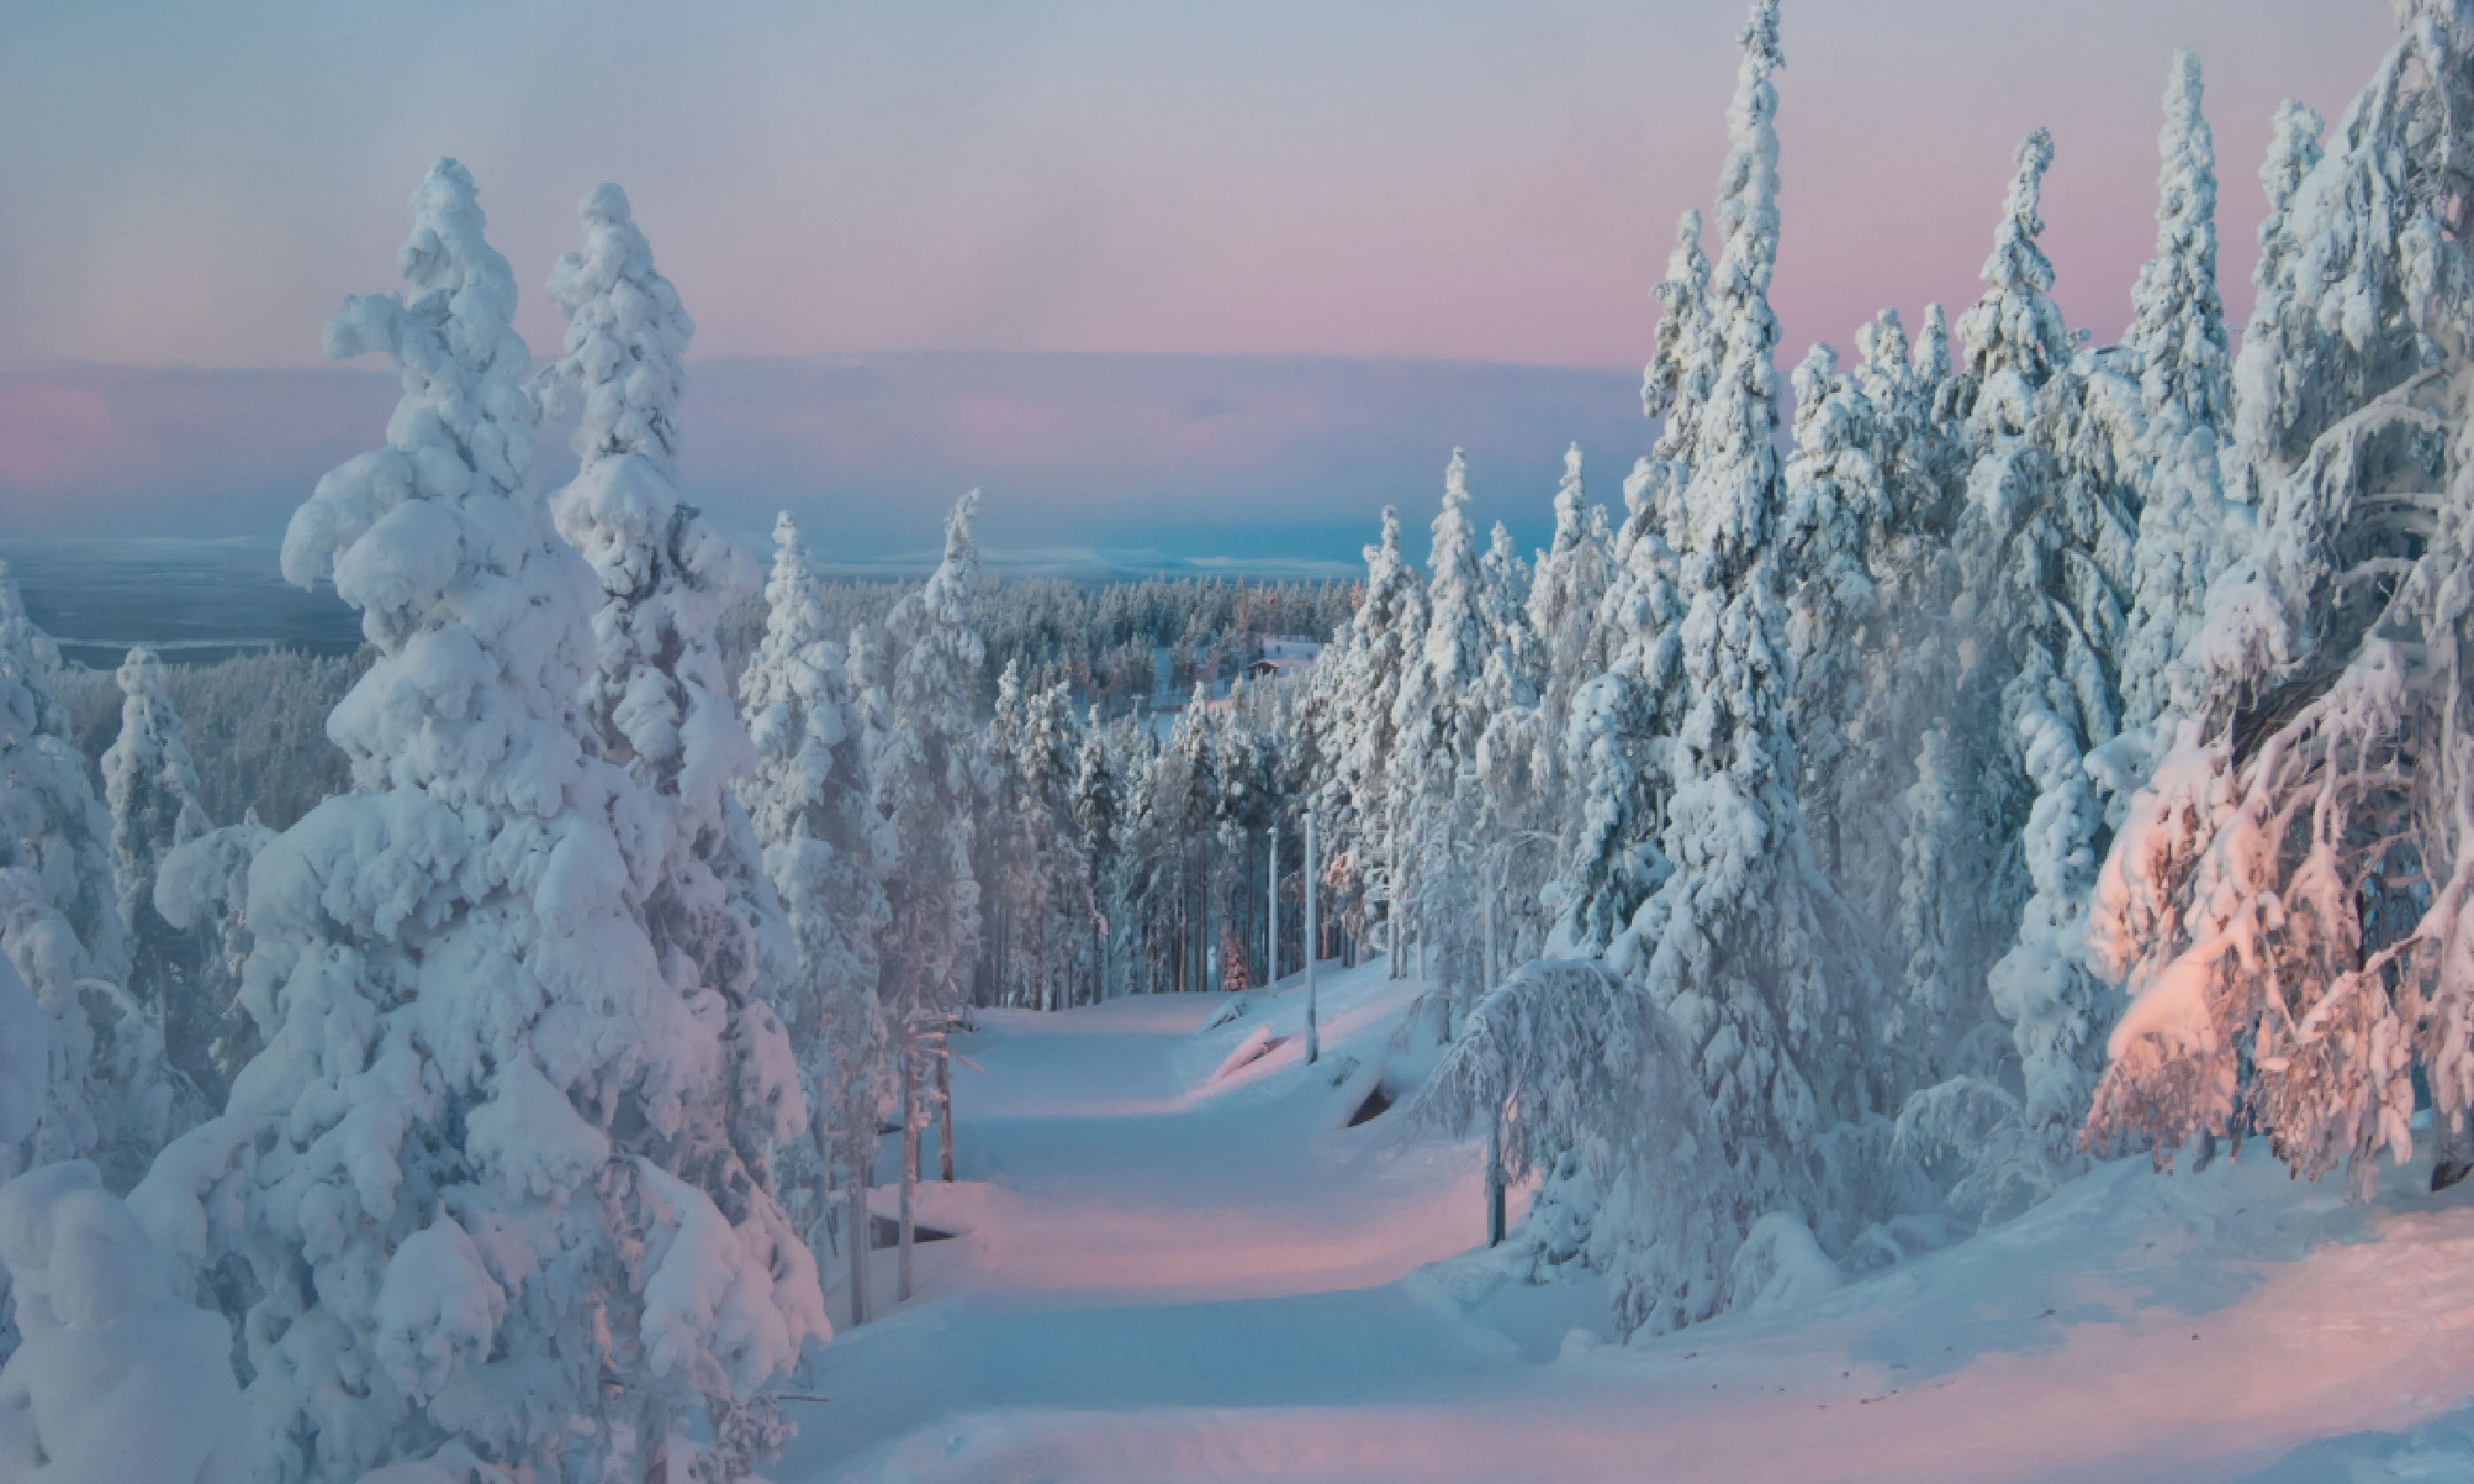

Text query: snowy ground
(775, 960), (2474, 1483)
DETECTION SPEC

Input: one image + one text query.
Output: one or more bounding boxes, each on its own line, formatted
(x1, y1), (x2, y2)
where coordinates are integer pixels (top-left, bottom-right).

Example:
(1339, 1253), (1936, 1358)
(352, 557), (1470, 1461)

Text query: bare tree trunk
(899, 1044), (918, 1302)
(643, 1418), (671, 1484)
(1486, 1109), (1507, 1247)
(848, 1134), (871, 1328)
(937, 1041), (956, 1183)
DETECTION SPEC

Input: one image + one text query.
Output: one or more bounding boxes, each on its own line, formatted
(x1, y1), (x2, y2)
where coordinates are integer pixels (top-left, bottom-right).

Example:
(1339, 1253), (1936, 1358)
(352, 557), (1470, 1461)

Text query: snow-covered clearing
(777, 958), (2474, 1483)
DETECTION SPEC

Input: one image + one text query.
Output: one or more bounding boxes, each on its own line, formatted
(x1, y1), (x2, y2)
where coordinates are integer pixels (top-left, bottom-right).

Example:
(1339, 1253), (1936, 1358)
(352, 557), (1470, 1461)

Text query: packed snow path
(776, 962), (2474, 1483)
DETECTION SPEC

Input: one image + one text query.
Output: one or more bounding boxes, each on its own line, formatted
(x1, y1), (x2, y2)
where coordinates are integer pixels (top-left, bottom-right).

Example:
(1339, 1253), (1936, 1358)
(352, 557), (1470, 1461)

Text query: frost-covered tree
(1395, 450), (1497, 1021)
(102, 647), (213, 1132)
(1957, 128), (2072, 409)
(0, 567), (130, 1003)
(134, 160), (823, 1484)
(0, 570), (143, 1195)
(1510, 0), (1885, 1334)
(0, 1161), (252, 1484)
(2087, 3), (2474, 1196)
(1780, 342), (1888, 874)
(1526, 447), (1617, 787)
(983, 662), (1090, 1011)
(2122, 49), (2247, 731)
(1337, 507), (1425, 971)
(740, 511), (890, 1327)
(862, 490), (986, 1299)
(151, 815), (275, 1105)
(540, 189), (818, 1435)
(1936, 120), (2149, 1165)
(1072, 706), (1123, 1003)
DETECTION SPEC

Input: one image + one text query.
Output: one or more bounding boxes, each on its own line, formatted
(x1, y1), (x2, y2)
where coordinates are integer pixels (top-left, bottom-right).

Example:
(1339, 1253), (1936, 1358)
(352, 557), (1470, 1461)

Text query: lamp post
(1304, 811), (1320, 1064)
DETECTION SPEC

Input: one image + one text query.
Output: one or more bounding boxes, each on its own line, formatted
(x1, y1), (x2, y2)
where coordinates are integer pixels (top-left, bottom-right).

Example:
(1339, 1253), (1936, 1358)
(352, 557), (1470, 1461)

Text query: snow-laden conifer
(541, 182), (825, 1471)
(1957, 128), (2071, 417)
(740, 511), (890, 1324)
(0, 568), (132, 1198)
(1780, 341), (1888, 874)
(2087, 4), (2474, 1194)
(1339, 507), (1425, 971)
(2121, 49), (2248, 731)
(0, 1161), (253, 1482)
(1394, 450), (1495, 1020)
(136, 160), (823, 1484)
(151, 814), (275, 1104)
(862, 490), (986, 1298)
(1517, 0), (1885, 1334)
(101, 647), (213, 1132)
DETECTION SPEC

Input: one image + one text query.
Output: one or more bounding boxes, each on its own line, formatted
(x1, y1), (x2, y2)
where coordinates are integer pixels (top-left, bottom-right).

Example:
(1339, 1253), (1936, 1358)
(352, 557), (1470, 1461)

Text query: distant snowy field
(784, 958), (2474, 1484)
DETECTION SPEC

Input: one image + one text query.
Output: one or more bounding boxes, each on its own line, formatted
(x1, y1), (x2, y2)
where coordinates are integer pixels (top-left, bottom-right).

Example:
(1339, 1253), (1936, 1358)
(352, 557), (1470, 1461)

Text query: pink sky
(0, 1), (2401, 376)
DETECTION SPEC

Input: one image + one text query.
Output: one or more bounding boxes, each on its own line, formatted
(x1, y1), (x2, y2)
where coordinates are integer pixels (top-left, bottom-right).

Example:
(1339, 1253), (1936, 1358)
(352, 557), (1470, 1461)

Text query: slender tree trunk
(643, 1413), (672, 1484)
(1486, 1109), (1507, 1247)
(848, 1132), (871, 1328)
(899, 1044), (917, 1302)
(937, 1041), (955, 1183)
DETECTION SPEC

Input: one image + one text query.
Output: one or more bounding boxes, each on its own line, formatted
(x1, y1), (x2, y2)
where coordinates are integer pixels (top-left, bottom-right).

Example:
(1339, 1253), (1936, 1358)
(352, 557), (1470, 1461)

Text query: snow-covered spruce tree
(1394, 450), (1497, 1028)
(1410, 959), (1739, 1333)
(1470, 515), (1556, 981)
(1072, 707), (1123, 1003)
(983, 662), (1091, 1011)
(0, 568), (131, 1004)
(1828, 307), (1973, 949)
(1779, 342), (1888, 879)
(2121, 49), (2247, 732)
(1520, 0), (1886, 1336)
(740, 511), (891, 1327)
(0, 568), (142, 1195)
(539, 181), (828, 1467)
(1558, 384), (1694, 954)
(1526, 447), (1617, 799)
(1957, 128), (2072, 407)
(1021, 678), (1096, 1006)
(0, 1161), (252, 1484)
(1940, 125), (2144, 1167)
(2086, 3), (2474, 1195)
(134, 160), (823, 1484)
(1339, 507), (1425, 973)
(863, 490), (986, 1298)
(102, 647), (214, 1135)
(150, 814), (276, 1105)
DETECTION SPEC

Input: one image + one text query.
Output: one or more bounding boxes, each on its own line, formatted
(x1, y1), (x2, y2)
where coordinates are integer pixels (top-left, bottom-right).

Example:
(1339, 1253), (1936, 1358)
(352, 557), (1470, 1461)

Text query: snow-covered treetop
(286, 159), (535, 612)
(543, 182), (693, 478)
(2230, 0), (2471, 473)
(2128, 49), (2231, 431)
(102, 646), (210, 929)
(1415, 449), (1487, 707)
(1676, 0), (1786, 573)
(1643, 211), (1716, 468)
(1959, 128), (2070, 393)
(1916, 302), (1953, 384)
(542, 179), (758, 827)
(0, 566), (63, 689)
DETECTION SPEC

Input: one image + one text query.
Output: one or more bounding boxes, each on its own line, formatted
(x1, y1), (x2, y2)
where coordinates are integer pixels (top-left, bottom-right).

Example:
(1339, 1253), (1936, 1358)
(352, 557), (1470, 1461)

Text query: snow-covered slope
(777, 958), (2474, 1484)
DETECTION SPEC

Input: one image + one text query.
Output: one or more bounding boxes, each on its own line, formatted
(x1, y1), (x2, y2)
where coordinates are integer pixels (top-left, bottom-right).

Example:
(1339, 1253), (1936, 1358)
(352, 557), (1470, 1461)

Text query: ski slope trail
(776, 961), (2474, 1483)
